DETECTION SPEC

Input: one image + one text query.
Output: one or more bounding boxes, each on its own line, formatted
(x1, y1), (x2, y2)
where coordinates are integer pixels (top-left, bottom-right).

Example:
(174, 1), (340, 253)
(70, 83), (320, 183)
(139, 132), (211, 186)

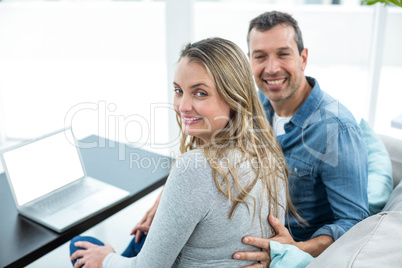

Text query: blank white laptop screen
(3, 130), (84, 206)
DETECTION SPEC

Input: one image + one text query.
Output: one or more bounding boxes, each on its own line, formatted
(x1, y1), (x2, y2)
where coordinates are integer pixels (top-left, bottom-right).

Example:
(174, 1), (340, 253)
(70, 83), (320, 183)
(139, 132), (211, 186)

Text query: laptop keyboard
(33, 181), (98, 215)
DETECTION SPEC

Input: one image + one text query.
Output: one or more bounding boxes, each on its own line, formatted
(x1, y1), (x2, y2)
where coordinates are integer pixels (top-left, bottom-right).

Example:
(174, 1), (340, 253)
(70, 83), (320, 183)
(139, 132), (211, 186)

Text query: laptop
(0, 128), (130, 233)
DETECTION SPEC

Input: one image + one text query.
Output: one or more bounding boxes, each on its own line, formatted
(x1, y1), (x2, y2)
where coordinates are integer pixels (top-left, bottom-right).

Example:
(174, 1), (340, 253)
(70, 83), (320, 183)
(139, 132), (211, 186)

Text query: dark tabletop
(0, 135), (173, 268)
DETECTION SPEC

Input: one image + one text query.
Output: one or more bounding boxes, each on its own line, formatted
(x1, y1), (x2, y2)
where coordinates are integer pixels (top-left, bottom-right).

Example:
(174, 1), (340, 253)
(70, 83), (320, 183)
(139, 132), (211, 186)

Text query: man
(233, 11), (369, 266)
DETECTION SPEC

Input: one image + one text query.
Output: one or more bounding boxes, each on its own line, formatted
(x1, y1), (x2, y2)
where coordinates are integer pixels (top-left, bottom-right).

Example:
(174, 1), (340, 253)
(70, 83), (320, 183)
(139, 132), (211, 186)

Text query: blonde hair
(176, 37), (303, 234)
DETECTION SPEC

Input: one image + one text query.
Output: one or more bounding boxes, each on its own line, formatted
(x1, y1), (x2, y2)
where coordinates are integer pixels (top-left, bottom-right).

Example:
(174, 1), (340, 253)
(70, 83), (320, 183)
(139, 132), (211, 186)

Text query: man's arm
(310, 125), (369, 240)
(233, 215), (333, 267)
(234, 125), (369, 267)
(296, 235), (333, 257)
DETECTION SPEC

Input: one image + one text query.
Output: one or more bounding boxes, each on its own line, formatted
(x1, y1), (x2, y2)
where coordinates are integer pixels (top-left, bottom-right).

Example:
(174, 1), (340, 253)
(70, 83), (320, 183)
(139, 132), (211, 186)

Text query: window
(0, 1), (169, 148)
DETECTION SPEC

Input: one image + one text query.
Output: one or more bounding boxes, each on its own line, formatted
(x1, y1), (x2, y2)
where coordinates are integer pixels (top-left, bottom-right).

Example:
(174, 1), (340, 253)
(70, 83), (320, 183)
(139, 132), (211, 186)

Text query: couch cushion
(359, 119), (393, 214)
(307, 211), (402, 268)
(382, 179), (402, 212)
(379, 134), (402, 188)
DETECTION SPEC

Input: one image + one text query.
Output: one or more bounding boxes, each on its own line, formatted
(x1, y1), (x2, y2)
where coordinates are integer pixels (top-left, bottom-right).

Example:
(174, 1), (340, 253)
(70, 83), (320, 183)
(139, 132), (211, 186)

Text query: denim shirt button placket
(284, 123), (293, 133)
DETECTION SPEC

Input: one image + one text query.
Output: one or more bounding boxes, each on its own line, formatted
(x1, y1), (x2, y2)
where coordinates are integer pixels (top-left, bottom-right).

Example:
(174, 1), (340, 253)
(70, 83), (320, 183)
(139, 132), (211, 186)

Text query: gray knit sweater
(103, 149), (286, 267)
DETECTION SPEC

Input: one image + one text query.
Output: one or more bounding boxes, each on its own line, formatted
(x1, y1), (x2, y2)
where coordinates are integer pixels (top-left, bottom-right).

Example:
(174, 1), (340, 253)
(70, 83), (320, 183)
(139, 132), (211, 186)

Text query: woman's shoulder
(167, 150), (218, 193)
(172, 148), (254, 177)
(172, 149), (210, 175)
(177, 148), (244, 168)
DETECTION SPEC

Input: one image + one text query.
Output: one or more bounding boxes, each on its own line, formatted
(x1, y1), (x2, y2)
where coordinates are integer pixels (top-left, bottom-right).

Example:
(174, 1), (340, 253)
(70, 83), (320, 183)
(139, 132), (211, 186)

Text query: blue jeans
(69, 234), (147, 267)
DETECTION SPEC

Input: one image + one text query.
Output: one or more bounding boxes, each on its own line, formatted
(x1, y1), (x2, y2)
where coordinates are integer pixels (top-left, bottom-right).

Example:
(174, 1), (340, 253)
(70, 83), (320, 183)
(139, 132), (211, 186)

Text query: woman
(70, 37), (296, 267)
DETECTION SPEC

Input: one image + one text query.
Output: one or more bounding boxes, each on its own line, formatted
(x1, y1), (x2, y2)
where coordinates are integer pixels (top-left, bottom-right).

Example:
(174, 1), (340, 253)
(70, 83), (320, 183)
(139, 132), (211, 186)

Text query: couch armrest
(307, 211), (402, 268)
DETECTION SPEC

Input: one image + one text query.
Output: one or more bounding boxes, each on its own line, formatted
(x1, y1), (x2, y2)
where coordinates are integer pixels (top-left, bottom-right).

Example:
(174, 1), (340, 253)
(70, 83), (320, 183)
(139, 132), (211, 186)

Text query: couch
(307, 134), (402, 267)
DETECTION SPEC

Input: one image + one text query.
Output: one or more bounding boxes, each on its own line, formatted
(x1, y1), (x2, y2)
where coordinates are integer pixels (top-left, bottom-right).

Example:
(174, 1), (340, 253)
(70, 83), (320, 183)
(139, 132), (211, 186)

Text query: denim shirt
(259, 77), (369, 241)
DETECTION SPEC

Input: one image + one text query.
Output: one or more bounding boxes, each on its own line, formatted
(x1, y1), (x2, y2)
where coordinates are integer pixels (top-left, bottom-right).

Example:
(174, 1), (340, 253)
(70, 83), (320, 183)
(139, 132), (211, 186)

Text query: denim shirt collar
(259, 76), (323, 129)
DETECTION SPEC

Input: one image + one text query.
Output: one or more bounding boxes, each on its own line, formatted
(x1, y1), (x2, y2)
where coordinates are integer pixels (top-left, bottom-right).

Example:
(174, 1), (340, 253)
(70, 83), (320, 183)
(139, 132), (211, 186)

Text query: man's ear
(300, 48), (308, 72)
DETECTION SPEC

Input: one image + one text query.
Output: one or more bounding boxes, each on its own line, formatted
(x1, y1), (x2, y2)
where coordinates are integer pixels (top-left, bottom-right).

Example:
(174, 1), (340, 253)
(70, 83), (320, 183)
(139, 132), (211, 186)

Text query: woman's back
(104, 149), (286, 267)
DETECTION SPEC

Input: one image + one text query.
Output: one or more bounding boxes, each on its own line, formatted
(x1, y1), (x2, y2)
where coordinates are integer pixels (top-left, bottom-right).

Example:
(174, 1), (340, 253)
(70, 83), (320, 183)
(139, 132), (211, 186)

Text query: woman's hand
(71, 241), (115, 268)
(130, 190), (163, 242)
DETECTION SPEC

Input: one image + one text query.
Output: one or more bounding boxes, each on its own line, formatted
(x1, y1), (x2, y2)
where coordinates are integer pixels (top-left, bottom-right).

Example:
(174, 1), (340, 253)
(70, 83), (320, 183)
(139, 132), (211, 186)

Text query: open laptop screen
(2, 129), (84, 206)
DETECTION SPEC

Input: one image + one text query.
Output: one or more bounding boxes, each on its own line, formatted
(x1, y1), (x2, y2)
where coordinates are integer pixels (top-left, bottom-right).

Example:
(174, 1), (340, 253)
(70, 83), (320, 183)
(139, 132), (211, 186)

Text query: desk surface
(0, 135), (173, 268)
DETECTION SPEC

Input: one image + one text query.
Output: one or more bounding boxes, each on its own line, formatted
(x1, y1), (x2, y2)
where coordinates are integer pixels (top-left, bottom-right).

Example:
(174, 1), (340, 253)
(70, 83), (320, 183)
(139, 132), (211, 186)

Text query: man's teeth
(184, 117), (202, 121)
(266, 79), (285, 85)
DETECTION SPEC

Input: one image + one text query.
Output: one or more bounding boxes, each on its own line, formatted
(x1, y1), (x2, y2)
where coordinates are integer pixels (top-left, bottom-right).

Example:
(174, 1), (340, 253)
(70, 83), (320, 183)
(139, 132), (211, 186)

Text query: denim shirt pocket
(286, 156), (314, 204)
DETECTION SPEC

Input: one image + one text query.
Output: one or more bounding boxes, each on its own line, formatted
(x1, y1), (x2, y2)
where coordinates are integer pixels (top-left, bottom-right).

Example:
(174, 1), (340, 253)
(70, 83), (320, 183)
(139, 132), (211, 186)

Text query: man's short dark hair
(247, 11), (304, 55)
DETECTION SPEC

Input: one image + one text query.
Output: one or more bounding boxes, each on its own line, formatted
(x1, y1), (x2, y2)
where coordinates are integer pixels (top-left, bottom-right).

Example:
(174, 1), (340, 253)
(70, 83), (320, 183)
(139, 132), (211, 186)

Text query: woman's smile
(181, 116), (204, 125)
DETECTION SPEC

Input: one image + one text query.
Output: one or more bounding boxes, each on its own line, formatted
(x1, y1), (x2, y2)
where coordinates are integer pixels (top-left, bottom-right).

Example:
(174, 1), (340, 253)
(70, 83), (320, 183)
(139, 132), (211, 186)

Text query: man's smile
(265, 78), (286, 85)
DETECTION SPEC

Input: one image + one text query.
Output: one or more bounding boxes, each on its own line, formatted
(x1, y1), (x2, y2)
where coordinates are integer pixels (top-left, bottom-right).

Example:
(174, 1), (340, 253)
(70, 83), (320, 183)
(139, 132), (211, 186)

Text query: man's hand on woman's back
(130, 190), (163, 243)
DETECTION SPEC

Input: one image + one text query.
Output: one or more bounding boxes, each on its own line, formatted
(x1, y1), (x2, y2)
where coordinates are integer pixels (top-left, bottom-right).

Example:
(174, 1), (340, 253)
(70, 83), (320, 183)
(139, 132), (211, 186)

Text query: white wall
(0, 2), (169, 147)
(0, 2), (401, 146)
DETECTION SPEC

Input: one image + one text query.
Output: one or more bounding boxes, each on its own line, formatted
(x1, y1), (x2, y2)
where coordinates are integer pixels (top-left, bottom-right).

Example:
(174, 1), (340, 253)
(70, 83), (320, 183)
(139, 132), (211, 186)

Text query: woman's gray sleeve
(103, 151), (212, 267)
